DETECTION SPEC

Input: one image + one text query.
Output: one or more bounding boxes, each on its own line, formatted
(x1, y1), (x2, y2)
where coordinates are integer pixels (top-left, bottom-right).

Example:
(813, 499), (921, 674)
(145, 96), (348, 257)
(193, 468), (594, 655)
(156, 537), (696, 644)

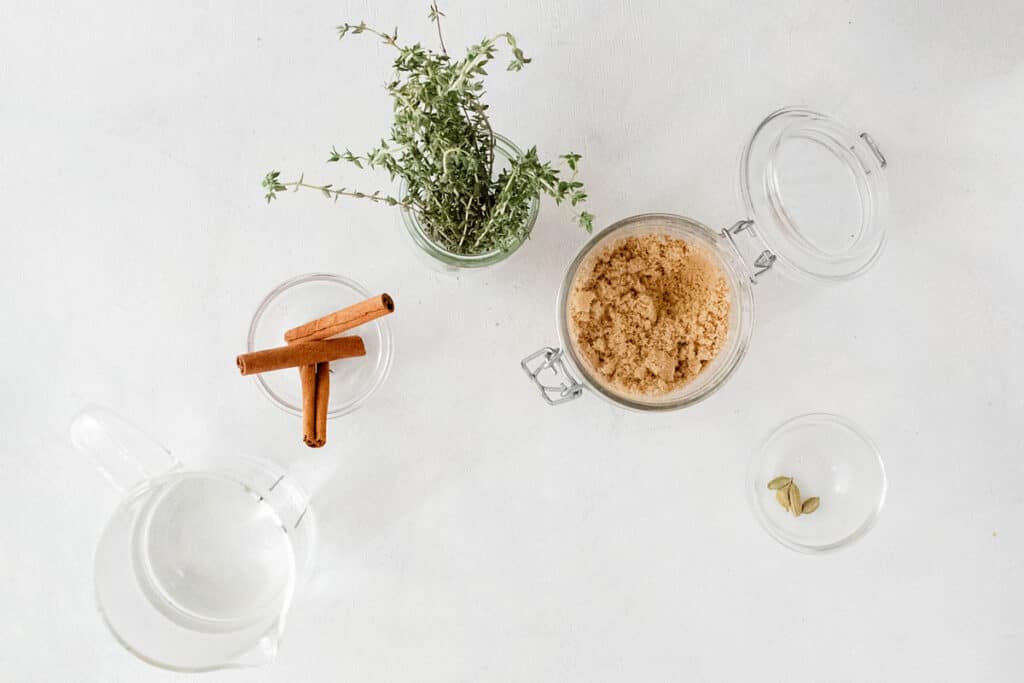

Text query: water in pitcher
(73, 406), (313, 670)
(131, 473), (297, 629)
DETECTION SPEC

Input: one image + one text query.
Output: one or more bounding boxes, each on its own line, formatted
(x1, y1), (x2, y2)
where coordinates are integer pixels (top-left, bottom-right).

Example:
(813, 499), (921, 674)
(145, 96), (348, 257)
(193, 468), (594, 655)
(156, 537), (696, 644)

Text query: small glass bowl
(747, 413), (886, 553)
(399, 133), (539, 270)
(247, 273), (393, 418)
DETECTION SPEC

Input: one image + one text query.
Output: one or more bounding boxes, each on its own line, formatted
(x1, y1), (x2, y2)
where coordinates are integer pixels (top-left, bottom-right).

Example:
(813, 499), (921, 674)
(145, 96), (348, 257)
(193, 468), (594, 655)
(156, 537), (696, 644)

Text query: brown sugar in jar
(567, 233), (731, 397)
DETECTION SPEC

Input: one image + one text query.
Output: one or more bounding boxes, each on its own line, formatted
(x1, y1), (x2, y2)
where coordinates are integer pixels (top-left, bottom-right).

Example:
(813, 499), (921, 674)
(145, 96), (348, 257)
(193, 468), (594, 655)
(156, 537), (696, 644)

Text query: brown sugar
(568, 233), (730, 396)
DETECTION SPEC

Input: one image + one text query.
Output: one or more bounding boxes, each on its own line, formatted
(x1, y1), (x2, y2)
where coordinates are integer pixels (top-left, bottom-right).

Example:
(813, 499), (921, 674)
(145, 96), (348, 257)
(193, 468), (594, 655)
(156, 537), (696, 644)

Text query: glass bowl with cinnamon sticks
(242, 273), (394, 447)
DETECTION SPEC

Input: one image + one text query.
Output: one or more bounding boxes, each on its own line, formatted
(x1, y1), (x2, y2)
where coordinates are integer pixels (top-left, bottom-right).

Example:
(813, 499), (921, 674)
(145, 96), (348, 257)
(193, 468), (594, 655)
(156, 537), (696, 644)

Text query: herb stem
(472, 101), (495, 181)
(471, 164), (521, 250)
(285, 180), (413, 208)
(337, 22), (400, 49)
(429, 1), (447, 56)
(458, 196), (474, 249)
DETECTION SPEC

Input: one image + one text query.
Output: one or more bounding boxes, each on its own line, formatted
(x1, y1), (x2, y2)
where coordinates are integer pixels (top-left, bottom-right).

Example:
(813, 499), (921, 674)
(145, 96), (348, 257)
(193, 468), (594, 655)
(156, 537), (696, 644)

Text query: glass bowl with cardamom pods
(747, 413), (887, 553)
(522, 107), (889, 412)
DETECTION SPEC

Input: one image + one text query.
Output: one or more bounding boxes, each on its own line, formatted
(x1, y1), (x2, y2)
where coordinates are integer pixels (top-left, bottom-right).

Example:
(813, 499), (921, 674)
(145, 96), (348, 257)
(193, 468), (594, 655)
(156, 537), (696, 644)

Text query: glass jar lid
(738, 108), (888, 281)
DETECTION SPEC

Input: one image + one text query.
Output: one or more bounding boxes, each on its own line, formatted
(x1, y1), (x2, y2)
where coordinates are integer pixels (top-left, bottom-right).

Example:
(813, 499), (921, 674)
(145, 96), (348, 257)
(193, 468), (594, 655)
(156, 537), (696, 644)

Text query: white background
(2, 1), (1022, 681)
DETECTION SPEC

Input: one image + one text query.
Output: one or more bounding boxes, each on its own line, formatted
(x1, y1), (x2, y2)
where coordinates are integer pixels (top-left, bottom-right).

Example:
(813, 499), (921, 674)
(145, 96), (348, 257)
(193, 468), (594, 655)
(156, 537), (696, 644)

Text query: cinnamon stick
(312, 362), (331, 448)
(284, 294), (394, 344)
(300, 364), (317, 446)
(236, 336), (366, 375)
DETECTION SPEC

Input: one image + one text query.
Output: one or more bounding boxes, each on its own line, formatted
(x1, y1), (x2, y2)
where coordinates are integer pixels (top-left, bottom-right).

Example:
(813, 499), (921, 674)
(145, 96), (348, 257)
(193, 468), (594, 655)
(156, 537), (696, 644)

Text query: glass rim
(555, 212), (755, 412)
(398, 132), (540, 268)
(246, 272), (394, 419)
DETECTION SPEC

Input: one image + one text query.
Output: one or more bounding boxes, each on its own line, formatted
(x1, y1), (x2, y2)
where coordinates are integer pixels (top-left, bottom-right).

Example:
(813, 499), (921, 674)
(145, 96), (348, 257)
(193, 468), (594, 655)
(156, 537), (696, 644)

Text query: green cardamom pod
(788, 482), (802, 517)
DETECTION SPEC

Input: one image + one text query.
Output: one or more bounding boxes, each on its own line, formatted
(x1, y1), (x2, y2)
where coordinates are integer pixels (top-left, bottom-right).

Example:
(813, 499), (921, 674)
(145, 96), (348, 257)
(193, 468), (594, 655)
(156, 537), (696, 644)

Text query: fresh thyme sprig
(263, 3), (593, 256)
(262, 171), (408, 207)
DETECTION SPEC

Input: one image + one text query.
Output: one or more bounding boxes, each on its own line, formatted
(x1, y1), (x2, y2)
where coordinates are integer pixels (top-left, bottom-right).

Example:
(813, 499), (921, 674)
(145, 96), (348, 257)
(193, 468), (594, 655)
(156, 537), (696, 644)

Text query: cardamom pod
(788, 481), (802, 517)
(767, 476), (793, 490)
(775, 487), (791, 511)
(801, 497), (820, 514)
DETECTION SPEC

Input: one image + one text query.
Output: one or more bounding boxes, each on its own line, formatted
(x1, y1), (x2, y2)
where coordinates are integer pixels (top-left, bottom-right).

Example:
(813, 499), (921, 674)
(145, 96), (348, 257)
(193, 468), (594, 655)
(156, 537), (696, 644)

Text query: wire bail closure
(722, 220), (776, 283)
(521, 347), (584, 405)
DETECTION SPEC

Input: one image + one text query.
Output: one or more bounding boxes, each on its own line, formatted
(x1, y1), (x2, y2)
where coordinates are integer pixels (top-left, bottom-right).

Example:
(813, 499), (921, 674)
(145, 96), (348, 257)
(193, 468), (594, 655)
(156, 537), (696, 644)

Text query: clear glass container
(535, 213), (755, 411)
(70, 406), (317, 672)
(523, 107), (888, 411)
(399, 133), (540, 271)
(248, 273), (393, 418)
(746, 413), (887, 553)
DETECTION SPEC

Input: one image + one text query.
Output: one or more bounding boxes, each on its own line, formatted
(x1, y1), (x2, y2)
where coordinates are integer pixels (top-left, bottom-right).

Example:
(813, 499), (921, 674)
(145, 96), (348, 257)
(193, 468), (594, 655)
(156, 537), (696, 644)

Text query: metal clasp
(521, 347), (584, 406)
(859, 132), (887, 169)
(722, 220), (776, 283)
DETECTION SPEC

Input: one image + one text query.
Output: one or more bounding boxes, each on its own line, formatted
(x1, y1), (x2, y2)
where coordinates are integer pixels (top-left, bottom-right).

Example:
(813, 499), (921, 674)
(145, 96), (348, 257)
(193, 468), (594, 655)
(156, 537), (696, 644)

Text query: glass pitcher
(69, 406), (317, 672)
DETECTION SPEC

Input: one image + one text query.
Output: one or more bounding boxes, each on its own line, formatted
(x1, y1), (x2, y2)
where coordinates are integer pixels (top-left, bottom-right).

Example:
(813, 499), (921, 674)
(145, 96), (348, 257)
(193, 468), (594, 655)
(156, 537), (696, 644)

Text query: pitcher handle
(69, 405), (181, 493)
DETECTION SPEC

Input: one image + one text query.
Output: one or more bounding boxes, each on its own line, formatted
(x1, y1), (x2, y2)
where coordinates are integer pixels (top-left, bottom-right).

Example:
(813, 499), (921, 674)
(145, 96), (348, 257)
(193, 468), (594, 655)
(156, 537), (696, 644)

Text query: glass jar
(523, 107), (888, 411)
(399, 133), (540, 270)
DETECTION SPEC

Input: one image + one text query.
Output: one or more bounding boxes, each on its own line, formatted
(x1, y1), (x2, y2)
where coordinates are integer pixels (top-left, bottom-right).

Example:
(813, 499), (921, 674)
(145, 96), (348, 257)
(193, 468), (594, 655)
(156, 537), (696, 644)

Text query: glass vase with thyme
(262, 3), (593, 269)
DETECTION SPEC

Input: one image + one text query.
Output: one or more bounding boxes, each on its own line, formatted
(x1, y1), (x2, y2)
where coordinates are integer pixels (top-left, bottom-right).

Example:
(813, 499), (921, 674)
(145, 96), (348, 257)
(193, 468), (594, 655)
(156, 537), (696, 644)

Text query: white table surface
(2, 1), (1023, 680)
